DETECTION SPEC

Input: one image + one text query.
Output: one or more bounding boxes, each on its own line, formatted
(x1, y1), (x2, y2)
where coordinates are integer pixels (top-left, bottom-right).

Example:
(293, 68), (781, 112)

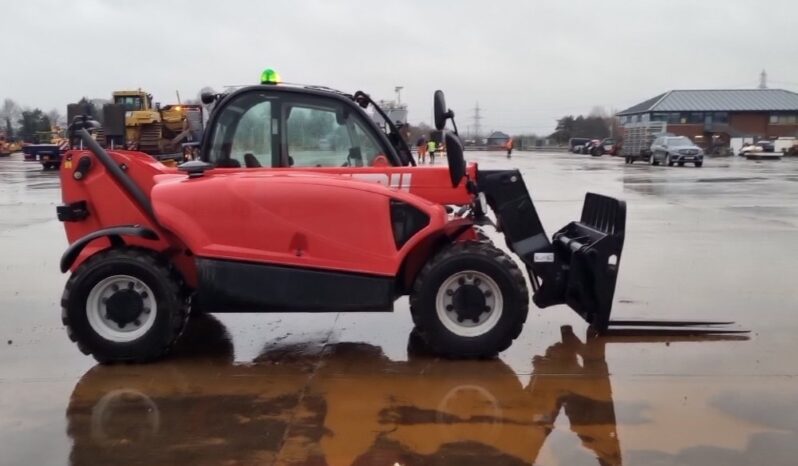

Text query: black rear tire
(61, 248), (189, 363)
(409, 242), (529, 358)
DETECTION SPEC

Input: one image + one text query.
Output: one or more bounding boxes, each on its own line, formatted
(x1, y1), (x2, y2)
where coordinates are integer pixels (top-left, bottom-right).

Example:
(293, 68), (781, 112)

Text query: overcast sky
(2, 0), (797, 135)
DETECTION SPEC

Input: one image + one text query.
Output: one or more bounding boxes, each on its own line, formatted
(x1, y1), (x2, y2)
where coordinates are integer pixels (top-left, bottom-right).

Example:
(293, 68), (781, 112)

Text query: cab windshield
(114, 96), (144, 111)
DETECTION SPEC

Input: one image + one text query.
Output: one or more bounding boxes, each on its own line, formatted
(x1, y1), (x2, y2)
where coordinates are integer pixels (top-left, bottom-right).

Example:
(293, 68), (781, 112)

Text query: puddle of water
(46, 316), (768, 466)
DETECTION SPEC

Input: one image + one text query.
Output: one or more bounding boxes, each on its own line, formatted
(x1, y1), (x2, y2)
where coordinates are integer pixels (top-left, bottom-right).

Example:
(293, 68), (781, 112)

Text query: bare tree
(1, 99), (21, 134)
(588, 106), (609, 118)
(47, 108), (62, 127)
(1, 98), (20, 120)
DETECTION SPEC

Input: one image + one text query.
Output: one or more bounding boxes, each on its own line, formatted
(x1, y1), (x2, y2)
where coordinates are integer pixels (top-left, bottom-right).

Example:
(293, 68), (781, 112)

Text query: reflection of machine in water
(66, 316), (746, 466)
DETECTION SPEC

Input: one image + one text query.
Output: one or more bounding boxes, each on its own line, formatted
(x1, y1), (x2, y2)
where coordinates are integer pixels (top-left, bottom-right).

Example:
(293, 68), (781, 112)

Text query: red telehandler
(58, 80), (634, 362)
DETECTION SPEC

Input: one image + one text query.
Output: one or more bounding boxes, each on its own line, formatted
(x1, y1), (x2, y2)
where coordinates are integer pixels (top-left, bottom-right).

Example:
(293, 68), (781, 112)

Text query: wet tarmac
(1, 152), (797, 465)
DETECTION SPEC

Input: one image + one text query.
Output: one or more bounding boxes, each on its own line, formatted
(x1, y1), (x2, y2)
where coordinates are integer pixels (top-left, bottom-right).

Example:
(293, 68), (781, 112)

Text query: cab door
(203, 90), (280, 168)
(201, 88), (398, 169)
(279, 93), (393, 168)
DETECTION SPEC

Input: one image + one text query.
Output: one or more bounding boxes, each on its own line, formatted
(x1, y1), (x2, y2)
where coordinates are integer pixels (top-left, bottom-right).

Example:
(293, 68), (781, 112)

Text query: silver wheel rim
(435, 270), (503, 337)
(91, 389), (160, 443)
(438, 384), (502, 437)
(86, 275), (157, 342)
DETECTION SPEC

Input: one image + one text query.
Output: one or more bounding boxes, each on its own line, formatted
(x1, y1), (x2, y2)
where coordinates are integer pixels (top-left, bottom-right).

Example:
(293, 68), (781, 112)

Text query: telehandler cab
(58, 79), (630, 362)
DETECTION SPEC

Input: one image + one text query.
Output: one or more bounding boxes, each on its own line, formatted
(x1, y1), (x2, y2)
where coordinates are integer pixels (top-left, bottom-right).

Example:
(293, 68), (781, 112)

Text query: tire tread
(61, 247), (189, 363)
(409, 241), (529, 358)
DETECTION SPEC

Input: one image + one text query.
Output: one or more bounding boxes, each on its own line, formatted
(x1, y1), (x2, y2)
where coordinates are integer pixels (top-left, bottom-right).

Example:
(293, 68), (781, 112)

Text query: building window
(687, 112), (704, 124)
(713, 112), (728, 124)
(651, 112), (668, 122)
(770, 113), (798, 124)
(667, 113), (682, 124)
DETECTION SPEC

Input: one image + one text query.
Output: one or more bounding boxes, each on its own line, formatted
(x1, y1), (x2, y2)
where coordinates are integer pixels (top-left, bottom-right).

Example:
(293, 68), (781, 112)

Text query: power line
(471, 102), (482, 139)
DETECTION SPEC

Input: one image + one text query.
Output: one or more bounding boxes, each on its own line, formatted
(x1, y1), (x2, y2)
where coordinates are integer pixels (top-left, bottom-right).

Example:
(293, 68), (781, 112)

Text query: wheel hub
(435, 270), (504, 337)
(86, 275), (157, 342)
(105, 289), (145, 328)
(452, 284), (488, 323)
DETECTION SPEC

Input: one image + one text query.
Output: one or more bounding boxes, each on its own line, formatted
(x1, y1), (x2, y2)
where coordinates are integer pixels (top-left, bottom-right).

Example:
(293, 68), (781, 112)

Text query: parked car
(757, 139), (775, 152)
(739, 140), (775, 156)
(650, 136), (704, 167)
(568, 137), (592, 153)
(582, 139), (602, 155)
(591, 138), (616, 156)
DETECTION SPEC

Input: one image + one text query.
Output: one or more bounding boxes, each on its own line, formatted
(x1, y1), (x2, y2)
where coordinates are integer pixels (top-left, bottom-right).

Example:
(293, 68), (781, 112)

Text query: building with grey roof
(617, 89), (798, 147)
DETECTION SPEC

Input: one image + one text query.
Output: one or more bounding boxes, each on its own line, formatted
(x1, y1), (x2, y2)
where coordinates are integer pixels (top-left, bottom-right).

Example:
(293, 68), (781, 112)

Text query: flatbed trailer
(22, 143), (67, 169)
(621, 122), (667, 164)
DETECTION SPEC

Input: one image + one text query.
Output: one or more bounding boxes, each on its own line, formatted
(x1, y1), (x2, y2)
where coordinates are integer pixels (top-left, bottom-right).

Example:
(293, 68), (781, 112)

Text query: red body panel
(59, 150), (194, 281)
(285, 165), (477, 206)
(59, 149), (478, 283)
(153, 173), (448, 276)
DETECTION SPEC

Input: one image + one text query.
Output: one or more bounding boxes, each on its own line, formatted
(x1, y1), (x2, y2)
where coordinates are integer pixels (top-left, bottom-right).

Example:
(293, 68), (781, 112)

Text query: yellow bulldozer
(0, 135), (11, 157)
(0, 132), (22, 157)
(111, 89), (203, 155)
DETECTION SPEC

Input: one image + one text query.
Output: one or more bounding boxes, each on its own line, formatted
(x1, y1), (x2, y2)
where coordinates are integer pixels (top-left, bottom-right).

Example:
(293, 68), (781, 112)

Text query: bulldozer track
(138, 122), (162, 154)
(93, 128), (107, 147)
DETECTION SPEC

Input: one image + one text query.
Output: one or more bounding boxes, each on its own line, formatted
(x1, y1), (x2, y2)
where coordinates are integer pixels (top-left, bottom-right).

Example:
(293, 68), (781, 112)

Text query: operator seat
(216, 141), (241, 168)
(243, 153), (261, 168)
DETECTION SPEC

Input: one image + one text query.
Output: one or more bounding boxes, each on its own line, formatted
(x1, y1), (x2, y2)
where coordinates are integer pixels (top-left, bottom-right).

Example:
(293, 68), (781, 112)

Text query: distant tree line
(550, 115), (612, 144)
(1, 97), (65, 142)
(546, 106), (622, 144)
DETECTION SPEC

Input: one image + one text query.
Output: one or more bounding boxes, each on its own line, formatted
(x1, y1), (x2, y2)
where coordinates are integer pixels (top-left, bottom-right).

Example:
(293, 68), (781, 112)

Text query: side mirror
(201, 92), (217, 105)
(445, 131), (465, 187)
(434, 90), (454, 131)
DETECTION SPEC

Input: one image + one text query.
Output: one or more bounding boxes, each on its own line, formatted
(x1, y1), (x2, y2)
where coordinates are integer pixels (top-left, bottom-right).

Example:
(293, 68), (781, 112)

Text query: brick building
(616, 89), (798, 147)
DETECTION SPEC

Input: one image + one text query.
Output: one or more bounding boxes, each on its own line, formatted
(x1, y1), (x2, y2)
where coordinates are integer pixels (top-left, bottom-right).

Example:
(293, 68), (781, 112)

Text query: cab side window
(284, 98), (385, 167)
(208, 92), (274, 168)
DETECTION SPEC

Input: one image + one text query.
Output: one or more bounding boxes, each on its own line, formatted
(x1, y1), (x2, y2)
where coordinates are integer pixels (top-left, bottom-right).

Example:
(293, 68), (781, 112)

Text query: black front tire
(695, 161), (703, 167)
(61, 248), (189, 363)
(409, 242), (529, 358)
